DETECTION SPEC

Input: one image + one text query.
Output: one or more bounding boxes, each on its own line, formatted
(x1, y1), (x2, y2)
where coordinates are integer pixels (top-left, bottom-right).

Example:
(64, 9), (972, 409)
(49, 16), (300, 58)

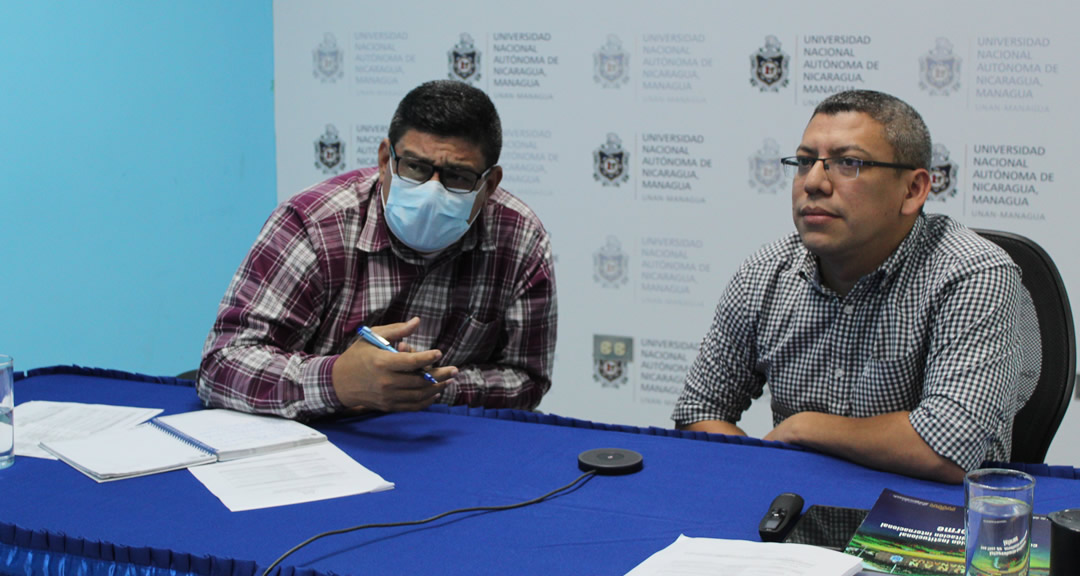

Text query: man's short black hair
(388, 80), (502, 167)
(813, 90), (932, 171)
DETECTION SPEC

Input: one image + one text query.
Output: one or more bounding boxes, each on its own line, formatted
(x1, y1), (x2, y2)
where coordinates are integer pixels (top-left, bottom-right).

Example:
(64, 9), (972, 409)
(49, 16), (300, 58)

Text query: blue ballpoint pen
(357, 326), (440, 385)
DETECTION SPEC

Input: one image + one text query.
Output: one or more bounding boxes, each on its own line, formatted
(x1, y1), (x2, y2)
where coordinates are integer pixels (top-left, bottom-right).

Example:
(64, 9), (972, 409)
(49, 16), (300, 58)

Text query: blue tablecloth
(3, 366), (1079, 576)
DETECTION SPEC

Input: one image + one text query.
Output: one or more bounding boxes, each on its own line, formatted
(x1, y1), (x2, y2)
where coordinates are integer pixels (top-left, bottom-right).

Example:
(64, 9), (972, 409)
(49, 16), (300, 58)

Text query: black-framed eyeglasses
(389, 147), (493, 194)
(780, 156), (917, 181)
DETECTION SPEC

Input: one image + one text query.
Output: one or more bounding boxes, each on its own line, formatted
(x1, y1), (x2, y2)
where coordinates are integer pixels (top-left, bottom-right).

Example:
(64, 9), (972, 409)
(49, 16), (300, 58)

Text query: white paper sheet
(14, 401), (162, 459)
(188, 442), (394, 511)
(625, 535), (865, 576)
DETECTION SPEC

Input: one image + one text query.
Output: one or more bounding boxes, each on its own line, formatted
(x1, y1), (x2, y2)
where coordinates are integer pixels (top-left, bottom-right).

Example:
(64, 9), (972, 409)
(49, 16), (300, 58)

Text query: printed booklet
(843, 488), (1049, 575)
(41, 408), (327, 482)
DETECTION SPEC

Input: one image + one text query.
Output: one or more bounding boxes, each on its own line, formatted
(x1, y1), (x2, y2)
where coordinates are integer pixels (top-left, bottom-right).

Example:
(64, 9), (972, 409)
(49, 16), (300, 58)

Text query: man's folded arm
(764, 260), (1025, 484)
(911, 259), (1026, 471)
(676, 410), (964, 483)
(442, 237), (557, 410)
(673, 268), (763, 433)
(444, 363), (549, 410)
(679, 419), (747, 436)
(198, 205), (342, 420)
(763, 411), (966, 483)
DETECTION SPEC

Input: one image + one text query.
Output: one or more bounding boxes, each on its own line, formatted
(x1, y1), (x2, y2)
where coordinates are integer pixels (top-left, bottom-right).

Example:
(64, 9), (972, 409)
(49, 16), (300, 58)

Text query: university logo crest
(314, 124), (345, 174)
(448, 33), (481, 83)
(593, 133), (630, 186)
(920, 38), (962, 96)
(594, 359), (627, 388)
(593, 335), (633, 389)
(750, 35), (790, 92)
(749, 138), (784, 194)
(594, 236), (629, 288)
(594, 35), (629, 88)
(312, 33), (344, 83)
(928, 144), (958, 201)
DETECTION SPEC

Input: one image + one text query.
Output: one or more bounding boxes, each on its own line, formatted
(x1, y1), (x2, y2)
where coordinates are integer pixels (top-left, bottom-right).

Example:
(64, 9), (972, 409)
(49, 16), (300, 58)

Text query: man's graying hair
(388, 80), (502, 167)
(813, 90), (932, 171)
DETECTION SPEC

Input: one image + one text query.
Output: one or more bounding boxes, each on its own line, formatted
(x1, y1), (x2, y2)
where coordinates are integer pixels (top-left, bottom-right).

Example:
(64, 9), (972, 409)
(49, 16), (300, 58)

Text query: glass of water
(0, 355), (12, 469)
(965, 468), (1035, 576)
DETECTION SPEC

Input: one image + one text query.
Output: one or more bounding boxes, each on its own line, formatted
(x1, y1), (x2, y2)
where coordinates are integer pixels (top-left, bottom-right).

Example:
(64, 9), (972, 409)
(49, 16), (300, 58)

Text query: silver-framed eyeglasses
(780, 156), (917, 181)
(389, 147), (493, 194)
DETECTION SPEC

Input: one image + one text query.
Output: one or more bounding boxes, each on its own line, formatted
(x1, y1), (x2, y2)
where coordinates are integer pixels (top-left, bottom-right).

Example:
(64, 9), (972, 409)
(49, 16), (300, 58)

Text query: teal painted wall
(0, 1), (276, 375)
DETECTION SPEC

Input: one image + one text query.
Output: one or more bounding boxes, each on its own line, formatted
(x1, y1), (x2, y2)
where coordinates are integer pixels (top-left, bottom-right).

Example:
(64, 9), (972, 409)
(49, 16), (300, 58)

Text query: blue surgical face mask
(382, 168), (481, 253)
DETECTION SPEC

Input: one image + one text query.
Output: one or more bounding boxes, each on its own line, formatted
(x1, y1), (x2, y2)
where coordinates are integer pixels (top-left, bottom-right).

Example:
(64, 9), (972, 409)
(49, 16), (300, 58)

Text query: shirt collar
(797, 248), (826, 293)
(356, 171), (391, 253)
(475, 187), (501, 252)
(875, 213), (925, 288)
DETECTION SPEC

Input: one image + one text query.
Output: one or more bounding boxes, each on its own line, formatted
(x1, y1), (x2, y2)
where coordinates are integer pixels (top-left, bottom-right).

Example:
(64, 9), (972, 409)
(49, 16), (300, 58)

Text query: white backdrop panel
(274, 1), (1078, 437)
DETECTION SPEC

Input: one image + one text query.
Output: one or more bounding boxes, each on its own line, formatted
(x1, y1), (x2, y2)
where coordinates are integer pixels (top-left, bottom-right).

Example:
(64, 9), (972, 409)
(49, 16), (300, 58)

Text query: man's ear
(484, 165), (503, 199)
(469, 166), (502, 224)
(377, 138), (391, 174)
(377, 139), (393, 203)
(901, 168), (930, 216)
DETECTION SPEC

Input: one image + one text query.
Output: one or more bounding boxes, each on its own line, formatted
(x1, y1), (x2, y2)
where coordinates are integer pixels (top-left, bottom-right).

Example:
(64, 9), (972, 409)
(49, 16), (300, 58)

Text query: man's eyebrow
(443, 161), (482, 173)
(398, 149), (480, 173)
(795, 144), (872, 157)
(397, 148), (433, 164)
(828, 144), (872, 156)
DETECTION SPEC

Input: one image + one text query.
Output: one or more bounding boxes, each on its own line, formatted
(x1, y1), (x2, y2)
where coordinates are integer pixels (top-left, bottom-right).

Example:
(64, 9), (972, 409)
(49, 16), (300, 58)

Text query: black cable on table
(261, 469), (597, 576)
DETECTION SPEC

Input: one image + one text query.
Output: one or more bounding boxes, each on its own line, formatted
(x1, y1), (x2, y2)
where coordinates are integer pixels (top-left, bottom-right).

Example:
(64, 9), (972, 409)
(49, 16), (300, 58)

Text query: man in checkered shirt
(673, 90), (1040, 483)
(198, 81), (556, 420)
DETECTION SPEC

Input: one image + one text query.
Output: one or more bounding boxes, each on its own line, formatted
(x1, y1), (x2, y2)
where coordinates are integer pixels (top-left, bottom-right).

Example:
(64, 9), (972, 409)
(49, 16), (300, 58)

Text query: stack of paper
(14, 401), (162, 459)
(626, 535), (864, 576)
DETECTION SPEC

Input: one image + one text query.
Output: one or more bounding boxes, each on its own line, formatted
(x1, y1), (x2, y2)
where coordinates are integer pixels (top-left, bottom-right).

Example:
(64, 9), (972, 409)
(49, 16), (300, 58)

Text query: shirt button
(835, 368), (845, 379)
(843, 304), (855, 315)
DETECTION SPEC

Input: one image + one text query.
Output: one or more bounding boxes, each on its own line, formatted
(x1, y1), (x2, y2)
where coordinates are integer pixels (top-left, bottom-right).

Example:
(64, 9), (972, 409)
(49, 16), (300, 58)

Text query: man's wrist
(325, 353), (352, 410)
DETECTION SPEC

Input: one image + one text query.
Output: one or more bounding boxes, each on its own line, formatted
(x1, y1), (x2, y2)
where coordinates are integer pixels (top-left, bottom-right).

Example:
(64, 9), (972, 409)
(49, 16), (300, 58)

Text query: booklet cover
(843, 488), (1049, 575)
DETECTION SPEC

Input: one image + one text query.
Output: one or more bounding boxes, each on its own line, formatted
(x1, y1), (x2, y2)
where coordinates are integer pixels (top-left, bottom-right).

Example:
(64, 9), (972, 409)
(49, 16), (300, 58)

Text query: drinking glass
(965, 468), (1035, 576)
(0, 355), (13, 469)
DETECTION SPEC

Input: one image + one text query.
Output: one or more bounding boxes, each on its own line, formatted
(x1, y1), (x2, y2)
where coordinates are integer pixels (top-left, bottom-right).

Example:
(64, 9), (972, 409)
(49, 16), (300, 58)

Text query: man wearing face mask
(198, 80), (557, 420)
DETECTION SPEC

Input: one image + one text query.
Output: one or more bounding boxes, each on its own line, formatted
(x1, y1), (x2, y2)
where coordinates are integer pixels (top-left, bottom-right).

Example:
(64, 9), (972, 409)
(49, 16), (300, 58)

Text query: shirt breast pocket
(441, 314), (503, 366)
(855, 349), (924, 413)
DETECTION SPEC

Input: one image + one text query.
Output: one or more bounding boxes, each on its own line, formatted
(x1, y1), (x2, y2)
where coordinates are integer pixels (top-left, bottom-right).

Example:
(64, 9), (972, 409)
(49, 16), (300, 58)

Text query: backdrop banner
(273, 0), (1077, 433)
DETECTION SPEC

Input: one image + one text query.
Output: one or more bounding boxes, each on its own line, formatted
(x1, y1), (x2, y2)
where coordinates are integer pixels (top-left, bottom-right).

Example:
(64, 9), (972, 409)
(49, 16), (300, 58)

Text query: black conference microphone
(578, 448), (645, 475)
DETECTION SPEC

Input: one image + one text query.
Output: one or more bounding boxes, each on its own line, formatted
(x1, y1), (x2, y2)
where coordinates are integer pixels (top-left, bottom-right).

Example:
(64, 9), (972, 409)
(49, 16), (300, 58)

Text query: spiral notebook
(41, 409), (327, 482)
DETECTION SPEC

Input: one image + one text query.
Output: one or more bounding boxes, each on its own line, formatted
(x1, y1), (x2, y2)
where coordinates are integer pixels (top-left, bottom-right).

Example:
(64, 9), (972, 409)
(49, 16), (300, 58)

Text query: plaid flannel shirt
(199, 167), (557, 419)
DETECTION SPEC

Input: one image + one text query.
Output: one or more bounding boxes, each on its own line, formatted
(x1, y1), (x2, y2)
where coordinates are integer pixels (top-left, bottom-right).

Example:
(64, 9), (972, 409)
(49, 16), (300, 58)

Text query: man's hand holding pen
(331, 317), (458, 412)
